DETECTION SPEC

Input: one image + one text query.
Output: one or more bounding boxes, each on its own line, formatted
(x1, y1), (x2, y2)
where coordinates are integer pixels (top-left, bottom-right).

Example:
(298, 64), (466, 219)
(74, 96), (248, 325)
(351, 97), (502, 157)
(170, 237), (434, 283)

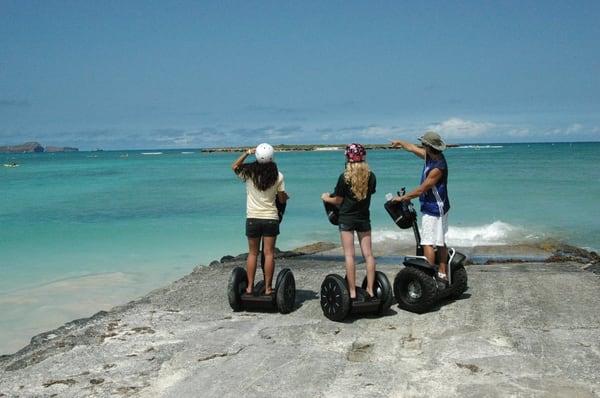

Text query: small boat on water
(3, 163), (19, 168)
(141, 152), (163, 155)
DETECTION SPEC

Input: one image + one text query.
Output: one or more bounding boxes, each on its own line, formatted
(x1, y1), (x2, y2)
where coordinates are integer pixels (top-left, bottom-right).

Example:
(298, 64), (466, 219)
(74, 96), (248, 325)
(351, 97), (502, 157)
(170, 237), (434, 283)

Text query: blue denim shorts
(246, 218), (280, 238)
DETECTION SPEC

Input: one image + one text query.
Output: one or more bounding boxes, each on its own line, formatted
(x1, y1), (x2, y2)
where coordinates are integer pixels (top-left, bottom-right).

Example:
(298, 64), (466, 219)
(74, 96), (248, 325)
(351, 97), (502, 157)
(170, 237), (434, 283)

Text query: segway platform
(320, 271), (393, 321)
(228, 267), (296, 313)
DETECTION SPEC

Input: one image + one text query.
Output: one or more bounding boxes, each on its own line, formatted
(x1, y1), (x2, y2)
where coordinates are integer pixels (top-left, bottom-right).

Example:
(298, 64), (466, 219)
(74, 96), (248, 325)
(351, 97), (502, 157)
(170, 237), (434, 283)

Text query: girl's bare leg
(358, 230), (376, 297)
(245, 237), (261, 294)
(341, 230), (357, 299)
(262, 236), (277, 294)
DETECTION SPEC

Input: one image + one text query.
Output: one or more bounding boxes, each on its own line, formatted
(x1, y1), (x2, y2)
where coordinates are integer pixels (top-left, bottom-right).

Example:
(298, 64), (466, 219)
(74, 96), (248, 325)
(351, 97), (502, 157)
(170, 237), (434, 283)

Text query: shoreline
(1, 239), (598, 357)
(199, 143), (462, 153)
(0, 240), (599, 396)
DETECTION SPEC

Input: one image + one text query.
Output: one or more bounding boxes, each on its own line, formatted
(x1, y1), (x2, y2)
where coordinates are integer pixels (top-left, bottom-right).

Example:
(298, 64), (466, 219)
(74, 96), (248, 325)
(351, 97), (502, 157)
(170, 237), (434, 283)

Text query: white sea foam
(446, 221), (525, 246)
(314, 147), (341, 151)
(372, 221), (528, 247)
(456, 145), (504, 149)
(142, 152), (163, 155)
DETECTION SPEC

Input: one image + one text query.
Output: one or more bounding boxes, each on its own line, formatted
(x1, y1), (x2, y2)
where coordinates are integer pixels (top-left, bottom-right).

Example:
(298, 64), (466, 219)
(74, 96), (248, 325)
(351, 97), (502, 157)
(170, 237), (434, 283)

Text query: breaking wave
(372, 221), (534, 247)
(456, 145), (504, 149)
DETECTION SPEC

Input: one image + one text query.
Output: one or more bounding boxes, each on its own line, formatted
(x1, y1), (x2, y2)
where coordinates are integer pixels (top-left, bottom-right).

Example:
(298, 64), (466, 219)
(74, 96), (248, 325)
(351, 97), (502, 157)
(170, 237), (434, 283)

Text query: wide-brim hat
(418, 131), (446, 151)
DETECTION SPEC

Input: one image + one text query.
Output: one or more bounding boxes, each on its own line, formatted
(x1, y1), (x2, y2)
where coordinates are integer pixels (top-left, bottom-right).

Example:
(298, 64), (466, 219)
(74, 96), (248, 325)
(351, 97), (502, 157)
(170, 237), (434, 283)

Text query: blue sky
(1, 0), (599, 149)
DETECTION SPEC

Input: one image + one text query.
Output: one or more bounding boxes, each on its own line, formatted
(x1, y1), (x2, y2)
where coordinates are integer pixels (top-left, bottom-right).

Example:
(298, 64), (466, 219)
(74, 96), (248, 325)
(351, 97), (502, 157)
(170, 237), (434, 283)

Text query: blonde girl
(321, 143), (377, 300)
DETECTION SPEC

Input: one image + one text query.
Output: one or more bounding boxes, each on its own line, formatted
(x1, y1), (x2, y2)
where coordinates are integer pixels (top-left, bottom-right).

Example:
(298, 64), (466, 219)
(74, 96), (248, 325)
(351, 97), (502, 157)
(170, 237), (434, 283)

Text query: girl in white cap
(232, 143), (288, 295)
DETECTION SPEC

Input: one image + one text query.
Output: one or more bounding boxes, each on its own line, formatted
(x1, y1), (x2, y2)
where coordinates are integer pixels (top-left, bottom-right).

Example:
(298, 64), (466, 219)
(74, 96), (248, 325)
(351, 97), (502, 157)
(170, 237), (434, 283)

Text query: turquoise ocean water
(1, 142), (599, 353)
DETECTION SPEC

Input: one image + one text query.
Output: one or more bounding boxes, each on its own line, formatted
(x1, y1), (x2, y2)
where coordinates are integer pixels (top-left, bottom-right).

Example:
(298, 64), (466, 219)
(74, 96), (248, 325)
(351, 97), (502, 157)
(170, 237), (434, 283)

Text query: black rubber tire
(446, 265), (468, 300)
(276, 270), (296, 314)
(320, 274), (351, 321)
(254, 280), (265, 295)
(361, 271), (393, 314)
(275, 268), (292, 291)
(393, 267), (437, 314)
(227, 267), (247, 311)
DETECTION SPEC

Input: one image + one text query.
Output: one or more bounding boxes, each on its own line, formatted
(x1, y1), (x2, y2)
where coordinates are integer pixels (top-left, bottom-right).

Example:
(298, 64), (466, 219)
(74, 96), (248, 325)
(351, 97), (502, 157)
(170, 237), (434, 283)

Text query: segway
(385, 188), (468, 314)
(228, 266), (295, 313)
(227, 198), (296, 314)
(319, 196), (393, 321)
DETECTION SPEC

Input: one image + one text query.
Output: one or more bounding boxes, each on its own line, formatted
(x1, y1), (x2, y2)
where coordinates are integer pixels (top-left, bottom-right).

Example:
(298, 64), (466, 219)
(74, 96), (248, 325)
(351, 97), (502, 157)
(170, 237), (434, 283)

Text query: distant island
(0, 142), (78, 153)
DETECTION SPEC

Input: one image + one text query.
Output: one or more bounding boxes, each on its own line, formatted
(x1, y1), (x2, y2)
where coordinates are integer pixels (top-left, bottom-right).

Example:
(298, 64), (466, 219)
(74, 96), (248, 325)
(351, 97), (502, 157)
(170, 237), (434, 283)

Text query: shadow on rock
(340, 308), (399, 324)
(407, 292), (472, 314)
(294, 289), (319, 308)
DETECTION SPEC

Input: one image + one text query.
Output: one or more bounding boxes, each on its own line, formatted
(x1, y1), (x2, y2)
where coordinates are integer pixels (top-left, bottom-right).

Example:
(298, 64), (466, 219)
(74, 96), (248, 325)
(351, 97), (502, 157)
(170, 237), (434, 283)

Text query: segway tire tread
(446, 266), (468, 300)
(276, 270), (296, 314)
(228, 267), (248, 311)
(361, 271), (393, 315)
(320, 274), (351, 321)
(394, 267), (437, 314)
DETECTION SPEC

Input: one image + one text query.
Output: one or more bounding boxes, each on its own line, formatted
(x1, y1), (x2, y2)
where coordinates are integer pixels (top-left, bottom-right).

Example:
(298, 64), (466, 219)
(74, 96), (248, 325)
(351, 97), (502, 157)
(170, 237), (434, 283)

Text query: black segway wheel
(320, 274), (351, 321)
(275, 267), (292, 291)
(276, 269), (296, 314)
(361, 271), (393, 314)
(393, 267), (437, 314)
(446, 265), (468, 300)
(253, 280), (265, 295)
(227, 267), (248, 311)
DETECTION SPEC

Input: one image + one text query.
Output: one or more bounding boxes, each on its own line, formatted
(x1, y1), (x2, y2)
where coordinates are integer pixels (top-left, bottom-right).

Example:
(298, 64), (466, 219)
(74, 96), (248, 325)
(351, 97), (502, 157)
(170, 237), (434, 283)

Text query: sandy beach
(1, 241), (599, 397)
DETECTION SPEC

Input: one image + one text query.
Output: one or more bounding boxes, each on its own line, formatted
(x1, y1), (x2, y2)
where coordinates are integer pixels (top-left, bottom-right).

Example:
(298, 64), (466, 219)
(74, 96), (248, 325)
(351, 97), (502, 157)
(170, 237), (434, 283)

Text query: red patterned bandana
(345, 143), (366, 163)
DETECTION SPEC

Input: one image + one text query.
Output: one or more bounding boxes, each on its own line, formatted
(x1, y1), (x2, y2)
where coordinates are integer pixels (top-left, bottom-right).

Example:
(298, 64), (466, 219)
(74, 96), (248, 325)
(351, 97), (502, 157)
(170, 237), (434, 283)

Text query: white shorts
(420, 213), (448, 247)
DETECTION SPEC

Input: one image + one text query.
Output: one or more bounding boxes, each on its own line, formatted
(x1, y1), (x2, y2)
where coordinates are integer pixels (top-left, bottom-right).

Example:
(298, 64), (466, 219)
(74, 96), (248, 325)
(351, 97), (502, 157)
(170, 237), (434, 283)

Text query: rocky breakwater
(0, 142), (78, 153)
(0, 244), (599, 397)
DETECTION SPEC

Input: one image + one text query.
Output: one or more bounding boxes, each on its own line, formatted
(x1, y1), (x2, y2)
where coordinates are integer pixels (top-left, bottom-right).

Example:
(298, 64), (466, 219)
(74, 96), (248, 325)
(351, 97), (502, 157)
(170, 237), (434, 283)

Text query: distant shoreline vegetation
(4, 141), (597, 154)
(200, 143), (460, 153)
(0, 141), (78, 153)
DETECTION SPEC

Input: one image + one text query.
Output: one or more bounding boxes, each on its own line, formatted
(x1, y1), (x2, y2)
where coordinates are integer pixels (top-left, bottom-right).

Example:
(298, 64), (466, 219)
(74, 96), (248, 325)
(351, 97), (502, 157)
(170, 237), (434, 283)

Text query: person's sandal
(365, 293), (378, 302)
(437, 272), (448, 282)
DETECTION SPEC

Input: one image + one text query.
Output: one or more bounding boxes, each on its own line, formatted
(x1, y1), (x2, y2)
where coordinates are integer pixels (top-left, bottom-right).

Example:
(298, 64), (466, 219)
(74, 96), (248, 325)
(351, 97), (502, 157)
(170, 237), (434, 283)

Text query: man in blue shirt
(391, 132), (451, 281)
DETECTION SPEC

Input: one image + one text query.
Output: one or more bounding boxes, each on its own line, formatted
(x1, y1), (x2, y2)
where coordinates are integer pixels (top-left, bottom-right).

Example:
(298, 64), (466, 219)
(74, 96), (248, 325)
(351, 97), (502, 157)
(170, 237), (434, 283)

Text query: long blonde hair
(344, 162), (371, 200)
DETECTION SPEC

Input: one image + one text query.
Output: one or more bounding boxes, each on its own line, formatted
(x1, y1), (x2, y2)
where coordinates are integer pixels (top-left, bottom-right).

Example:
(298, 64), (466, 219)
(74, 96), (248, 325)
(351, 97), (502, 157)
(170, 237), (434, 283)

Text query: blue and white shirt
(419, 155), (450, 216)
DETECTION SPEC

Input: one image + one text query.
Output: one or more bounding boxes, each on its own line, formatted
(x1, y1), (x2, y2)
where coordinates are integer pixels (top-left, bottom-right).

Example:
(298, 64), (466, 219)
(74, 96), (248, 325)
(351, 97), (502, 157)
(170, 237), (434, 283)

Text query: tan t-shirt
(246, 172), (285, 220)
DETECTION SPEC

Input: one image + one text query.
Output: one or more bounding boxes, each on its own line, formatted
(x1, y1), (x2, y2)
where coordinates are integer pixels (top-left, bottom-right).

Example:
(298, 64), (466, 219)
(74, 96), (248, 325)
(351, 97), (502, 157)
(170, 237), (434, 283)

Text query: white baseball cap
(255, 143), (274, 163)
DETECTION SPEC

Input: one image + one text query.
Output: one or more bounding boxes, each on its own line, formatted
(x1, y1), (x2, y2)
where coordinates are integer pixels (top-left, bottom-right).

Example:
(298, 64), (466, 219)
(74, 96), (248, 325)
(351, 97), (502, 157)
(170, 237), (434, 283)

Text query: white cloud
(428, 118), (495, 138)
(318, 125), (407, 143)
(264, 127), (298, 141)
(565, 123), (583, 134)
(360, 126), (392, 137)
(507, 127), (530, 137)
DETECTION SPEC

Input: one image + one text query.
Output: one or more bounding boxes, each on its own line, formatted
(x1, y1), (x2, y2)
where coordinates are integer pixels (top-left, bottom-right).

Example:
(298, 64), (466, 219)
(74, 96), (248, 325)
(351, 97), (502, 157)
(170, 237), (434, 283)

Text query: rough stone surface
(1, 256), (599, 397)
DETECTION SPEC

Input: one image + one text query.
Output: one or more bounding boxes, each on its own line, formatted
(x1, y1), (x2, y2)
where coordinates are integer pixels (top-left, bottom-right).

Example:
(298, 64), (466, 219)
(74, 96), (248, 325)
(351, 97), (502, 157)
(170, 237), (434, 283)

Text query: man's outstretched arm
(390, 139), (426, 159)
